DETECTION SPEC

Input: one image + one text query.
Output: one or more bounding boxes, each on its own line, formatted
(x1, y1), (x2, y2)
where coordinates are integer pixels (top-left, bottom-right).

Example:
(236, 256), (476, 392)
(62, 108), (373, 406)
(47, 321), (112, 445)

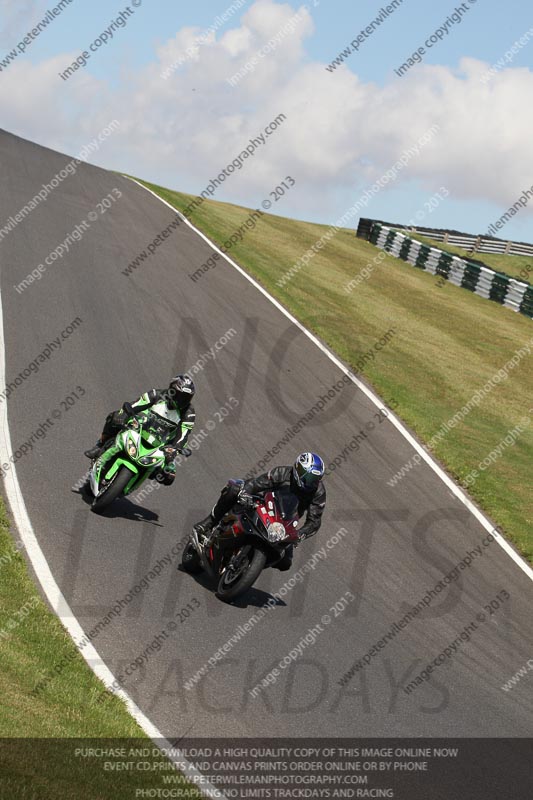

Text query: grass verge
(0, 500), (200, 799)
(138, 179), (533, 564)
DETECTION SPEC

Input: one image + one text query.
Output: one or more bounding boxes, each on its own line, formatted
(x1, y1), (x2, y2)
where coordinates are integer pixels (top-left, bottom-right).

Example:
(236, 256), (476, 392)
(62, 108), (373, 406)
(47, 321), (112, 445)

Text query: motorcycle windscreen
(142, 411), (175, 443)
(272, 487), (299, 521)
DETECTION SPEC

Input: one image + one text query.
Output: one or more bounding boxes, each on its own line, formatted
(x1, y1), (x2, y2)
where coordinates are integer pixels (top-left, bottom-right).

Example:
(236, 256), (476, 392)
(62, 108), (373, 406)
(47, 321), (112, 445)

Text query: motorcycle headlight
(126, 434), (138, 458)
(267, 522), (287, 543)
(139, 456), (159, 466)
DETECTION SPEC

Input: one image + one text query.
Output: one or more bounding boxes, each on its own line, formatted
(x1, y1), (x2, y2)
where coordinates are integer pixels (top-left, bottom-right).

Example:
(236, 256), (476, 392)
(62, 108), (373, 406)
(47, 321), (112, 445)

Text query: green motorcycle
(88, 411), (189, 512)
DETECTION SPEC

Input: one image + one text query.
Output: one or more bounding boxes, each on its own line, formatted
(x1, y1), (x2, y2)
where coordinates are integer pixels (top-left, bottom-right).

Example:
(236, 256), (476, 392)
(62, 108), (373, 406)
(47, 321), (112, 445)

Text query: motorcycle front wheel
(91, 466), (133, 513)
(216, 546), (267, 602)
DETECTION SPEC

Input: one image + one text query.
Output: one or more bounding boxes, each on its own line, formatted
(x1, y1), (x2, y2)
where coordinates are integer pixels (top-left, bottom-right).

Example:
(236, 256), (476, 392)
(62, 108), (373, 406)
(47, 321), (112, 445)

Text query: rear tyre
(91, 466), (133, 513)
(181, 541), (203, 574)
(216, 547), (267, 602)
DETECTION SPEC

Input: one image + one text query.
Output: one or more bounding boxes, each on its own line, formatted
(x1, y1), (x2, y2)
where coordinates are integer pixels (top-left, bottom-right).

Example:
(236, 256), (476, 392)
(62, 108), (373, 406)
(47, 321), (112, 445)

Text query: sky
(1, 0), (533, 241)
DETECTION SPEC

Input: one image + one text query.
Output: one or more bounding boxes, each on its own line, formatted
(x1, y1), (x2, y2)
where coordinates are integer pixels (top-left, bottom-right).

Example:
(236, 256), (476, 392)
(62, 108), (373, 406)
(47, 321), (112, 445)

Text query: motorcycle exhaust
(190, 529), (216, 578)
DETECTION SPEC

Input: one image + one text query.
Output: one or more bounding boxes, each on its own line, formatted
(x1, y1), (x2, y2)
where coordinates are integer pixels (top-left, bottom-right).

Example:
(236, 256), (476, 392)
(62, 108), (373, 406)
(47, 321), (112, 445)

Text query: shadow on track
(73, 483), (162, 525)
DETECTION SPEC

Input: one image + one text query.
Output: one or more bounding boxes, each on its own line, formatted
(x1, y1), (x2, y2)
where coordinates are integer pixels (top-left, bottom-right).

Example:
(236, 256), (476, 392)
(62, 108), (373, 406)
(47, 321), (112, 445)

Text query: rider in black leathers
(194, 453), (326, 570)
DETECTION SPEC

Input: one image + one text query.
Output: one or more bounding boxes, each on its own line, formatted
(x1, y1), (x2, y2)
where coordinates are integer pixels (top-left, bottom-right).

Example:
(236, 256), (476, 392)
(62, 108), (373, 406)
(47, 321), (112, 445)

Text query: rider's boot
(84, 440), (104, 460)
(193, 514), (214, 540)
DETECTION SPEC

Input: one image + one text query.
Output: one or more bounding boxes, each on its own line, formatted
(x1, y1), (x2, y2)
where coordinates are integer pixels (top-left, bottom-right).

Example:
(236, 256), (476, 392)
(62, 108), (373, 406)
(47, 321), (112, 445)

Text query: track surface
(1, 130), (532, 738)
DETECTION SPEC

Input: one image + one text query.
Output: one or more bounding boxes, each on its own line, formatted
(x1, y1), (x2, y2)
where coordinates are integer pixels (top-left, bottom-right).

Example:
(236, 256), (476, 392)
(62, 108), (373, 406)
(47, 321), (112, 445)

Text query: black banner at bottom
(0, 738), (532, 799)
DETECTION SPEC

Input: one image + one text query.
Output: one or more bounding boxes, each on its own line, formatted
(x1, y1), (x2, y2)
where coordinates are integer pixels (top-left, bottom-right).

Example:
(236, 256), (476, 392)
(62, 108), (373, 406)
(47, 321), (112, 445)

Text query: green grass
(402, 231), (533, 282)
(0, 501), (200, 799)
(140, 179), (533, 563)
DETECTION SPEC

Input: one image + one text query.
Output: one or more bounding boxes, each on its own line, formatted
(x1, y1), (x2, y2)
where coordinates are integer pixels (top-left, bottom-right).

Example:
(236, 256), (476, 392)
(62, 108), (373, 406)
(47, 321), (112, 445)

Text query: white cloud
(221, 25), (254, 58)
(0, 56), (105, 148)
(2, 0), (533, 222)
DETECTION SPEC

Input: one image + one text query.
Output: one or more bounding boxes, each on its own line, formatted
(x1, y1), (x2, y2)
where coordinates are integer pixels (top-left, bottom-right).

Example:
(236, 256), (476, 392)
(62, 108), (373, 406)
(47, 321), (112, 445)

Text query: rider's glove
(122, 401), (134, 417)
(237, 489), (255, 510)
(163, 445), (178, 464)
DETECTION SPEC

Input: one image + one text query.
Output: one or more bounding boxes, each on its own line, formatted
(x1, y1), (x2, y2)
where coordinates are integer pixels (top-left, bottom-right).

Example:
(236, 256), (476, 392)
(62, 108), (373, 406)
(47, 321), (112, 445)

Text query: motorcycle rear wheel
(216, 546), (267, 602)
(181, 541), (203, 574)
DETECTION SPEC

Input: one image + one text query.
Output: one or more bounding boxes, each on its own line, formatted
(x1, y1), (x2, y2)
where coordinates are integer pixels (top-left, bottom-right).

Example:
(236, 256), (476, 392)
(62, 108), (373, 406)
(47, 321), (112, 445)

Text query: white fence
(356, 218), (533, 257)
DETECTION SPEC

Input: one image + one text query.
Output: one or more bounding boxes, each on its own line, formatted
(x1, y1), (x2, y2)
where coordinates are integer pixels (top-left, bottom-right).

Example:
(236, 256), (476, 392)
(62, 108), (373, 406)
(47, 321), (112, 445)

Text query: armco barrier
(357, 217), (533, 257)
(360, 221), (533, 319)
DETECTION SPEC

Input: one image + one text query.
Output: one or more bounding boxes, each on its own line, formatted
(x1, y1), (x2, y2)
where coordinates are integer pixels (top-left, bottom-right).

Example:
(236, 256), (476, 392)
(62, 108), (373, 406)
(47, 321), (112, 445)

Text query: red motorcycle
(182, 489), (300, 602)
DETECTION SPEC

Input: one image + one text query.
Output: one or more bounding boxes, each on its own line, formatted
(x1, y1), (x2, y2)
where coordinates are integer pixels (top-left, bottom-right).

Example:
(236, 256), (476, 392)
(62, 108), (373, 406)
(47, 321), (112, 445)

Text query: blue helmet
(293, 452), (325, 491)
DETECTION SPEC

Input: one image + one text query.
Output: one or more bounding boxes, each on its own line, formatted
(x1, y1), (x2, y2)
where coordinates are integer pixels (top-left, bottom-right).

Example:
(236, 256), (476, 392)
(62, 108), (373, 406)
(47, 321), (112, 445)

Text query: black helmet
(293, 452), (325, 491)
(168, 374), (195, 411)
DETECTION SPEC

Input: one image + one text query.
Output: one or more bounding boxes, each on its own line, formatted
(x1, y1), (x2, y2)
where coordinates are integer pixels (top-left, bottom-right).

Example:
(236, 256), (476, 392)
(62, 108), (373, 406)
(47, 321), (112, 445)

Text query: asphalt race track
(1, 129), (532, 740)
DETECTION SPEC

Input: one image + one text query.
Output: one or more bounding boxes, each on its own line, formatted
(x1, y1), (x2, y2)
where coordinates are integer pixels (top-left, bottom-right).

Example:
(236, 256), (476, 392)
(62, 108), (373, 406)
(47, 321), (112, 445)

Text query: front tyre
(181, 541), (203, 574)
(216, 546), (267, 602)
(91, 466), (133, 513)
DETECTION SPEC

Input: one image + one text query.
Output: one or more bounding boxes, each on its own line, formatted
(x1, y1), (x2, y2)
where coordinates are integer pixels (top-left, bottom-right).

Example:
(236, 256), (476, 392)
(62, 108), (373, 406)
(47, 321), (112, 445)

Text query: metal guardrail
(356, 218), (533, 257)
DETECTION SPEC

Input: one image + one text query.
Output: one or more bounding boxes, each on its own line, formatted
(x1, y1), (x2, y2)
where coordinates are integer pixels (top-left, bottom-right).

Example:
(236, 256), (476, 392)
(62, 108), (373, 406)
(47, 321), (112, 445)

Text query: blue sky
(7, 1), (530, 81)
(1, 0), (533, 241)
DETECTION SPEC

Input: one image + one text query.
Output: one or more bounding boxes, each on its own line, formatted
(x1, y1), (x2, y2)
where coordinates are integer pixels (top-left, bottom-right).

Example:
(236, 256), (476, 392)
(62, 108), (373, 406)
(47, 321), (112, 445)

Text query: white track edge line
(127, 176), (533, 584)
(0, 261), (225, 800)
